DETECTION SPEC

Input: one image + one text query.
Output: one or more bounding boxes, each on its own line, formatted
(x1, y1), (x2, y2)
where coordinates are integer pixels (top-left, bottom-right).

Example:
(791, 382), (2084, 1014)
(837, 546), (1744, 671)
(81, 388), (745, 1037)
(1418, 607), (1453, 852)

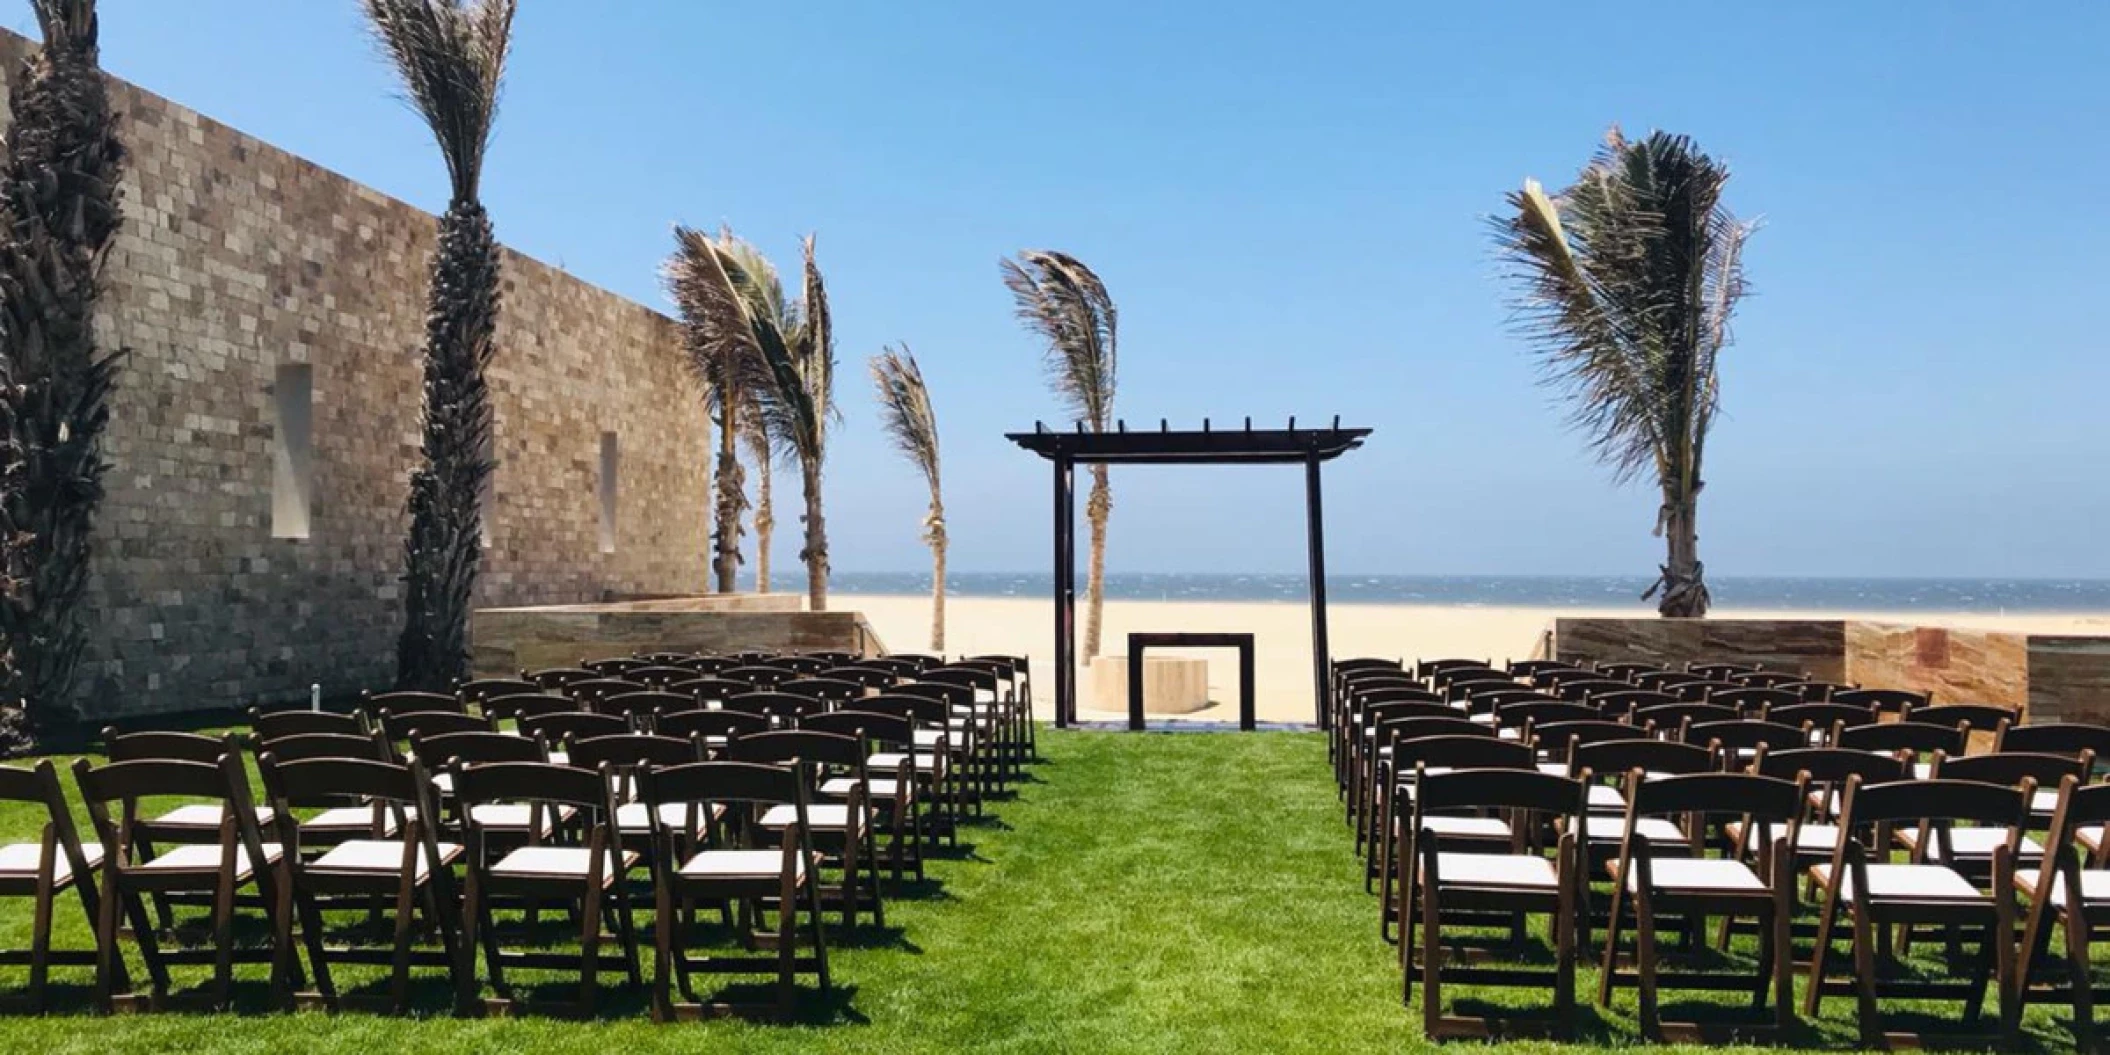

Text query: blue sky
(39, 2), (2110, 578)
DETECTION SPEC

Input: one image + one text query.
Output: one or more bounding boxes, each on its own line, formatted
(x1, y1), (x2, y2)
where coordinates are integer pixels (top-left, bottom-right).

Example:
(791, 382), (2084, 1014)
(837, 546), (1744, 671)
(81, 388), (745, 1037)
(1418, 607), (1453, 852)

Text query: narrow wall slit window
(598, 431), (619, 554)
(270, 363), (313, 539)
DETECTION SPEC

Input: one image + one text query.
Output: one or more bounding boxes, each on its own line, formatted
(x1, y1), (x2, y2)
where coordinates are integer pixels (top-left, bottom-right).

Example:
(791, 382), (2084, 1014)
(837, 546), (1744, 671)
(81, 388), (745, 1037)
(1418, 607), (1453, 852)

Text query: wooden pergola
(1006, 419), (1372, 728)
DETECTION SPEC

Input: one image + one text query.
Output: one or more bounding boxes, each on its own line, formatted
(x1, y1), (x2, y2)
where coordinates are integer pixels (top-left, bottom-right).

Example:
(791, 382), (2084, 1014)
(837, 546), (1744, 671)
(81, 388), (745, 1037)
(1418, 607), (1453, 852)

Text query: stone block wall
(0, 30), (709, 717)
(1552, 618), (1849, 683)
(1842, 622), (2027, 707)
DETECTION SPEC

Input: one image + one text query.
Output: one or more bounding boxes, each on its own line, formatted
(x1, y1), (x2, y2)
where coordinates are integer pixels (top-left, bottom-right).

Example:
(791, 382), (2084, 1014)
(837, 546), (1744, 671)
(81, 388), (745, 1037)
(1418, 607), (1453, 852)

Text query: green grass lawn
(0, 730), (2093, 1053)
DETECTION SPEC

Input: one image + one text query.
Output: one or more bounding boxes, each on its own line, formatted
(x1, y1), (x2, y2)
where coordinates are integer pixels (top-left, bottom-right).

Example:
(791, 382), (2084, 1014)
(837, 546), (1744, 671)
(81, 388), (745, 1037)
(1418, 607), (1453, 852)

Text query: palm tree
(0, 0), (125, 745)
(1002, 250), (1117, 657)
(871, 344), (945, 649)
(742, 405), (774, 592)
(665, 226), (762, 593)
(1493, 128), (1753, 617)
(363, 0), (516, 689)
(665, 230), (833, 609)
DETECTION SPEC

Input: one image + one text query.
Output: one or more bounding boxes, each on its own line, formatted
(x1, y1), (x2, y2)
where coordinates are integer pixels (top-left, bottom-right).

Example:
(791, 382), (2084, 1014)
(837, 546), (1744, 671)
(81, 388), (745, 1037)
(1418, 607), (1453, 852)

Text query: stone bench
(1090, 655), (1211, 715)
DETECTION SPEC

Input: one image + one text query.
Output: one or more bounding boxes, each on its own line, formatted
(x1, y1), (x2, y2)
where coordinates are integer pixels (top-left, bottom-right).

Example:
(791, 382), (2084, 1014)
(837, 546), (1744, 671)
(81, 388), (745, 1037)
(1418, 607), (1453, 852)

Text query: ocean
(816, 571), (2110, 614)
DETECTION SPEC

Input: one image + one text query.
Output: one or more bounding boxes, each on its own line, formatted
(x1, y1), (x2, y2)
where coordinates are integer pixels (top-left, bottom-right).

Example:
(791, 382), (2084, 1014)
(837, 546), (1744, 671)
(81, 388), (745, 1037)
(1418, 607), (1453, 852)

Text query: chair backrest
(1493, 700), (1599, 730)
(412, 729), (544, 769)
(653, 708), (770, 743)
(726, 650), (780, 665)
(820, 666), (896, 690)
(1635, 702), (1740, 730)
(1353, 684), (1447, 709)
(1376, 716), (1493, 749)
(1506, 659), (1580, 678)
(1363, 700), (1461, 726)
(1685, 719), (1811, 755)
(805, 651), (865, 666)
(451, 760), (615, 817)
(1416, 769), (1585, 818)
(665, 677), (750, 704)
(597, 690), (690, 722)
(1904, 703), (2019, 735)
(379, 708), (493, 742)
(1635, 671), (1713, 692)
(674, 655), (736, 675)
(565, 733), (699, 772)
(73, 754), (268, 866)
(1687, 661), (1759, 679)
(1777, 680), (1849, 702)
(565, 678), (645, 706)
(894, 681), (973, 708)
(1832, 688), (1927, 713)
(1624, 772), (1804, 832)
(1533, 720), (1650, 758)
(1934, 750), (2092, 792)
(1437, 672), (1515, 702)
(1595, 661), (1660, 681)
(622, 665), (698, 689)
(857, 693), (953, 727)
(2042, 777), (2110, 843)
(722, 665), (797, 689)
(725, 729), (867, 771)
(724, 691), (826, 720)
(251, 708), (365, 743)
(633, 651), (698, 666)
(258, 754), (433, 836)
(1840, 776), (2030, 829)
(1458, 686), (1555, 713)
(1590, 689), (1679, 714)
(365, 690), (464, 715)
(1333, 657), (1405, 681)
(922, 667), (998, 696)
(1672, 679), (1742, 702)
(104, 728), (237, 765)
(1730, 670), (1801, 688)
(256, 731), (390, 764)
(519, 711), (627, 744)
(1754, 746), (1909, 787)
(1390, 734), (1534, 775)
(640, 760), (806, 844)
(876, 653), (940, 673)
(1416, 658), (1495, 683)
(1539, 668), (1610, 692)
(481, 693), (578, 726)
(1837, 720), (1968, 757)
(1764, 703), (1877, 735)
(582, 657), (648, 677)
(457, 678), (545, 706)
(800, 709), (914, 750)
(762, 655), (830, 676)
(1997, 722), (2110, 759)
(1556, 678), (1635, 703)
(1708, 686), (1803, 715)
(779, 677), (866, 703)
(1574, 738), (1717, 783)
(525, 667), (597, 690)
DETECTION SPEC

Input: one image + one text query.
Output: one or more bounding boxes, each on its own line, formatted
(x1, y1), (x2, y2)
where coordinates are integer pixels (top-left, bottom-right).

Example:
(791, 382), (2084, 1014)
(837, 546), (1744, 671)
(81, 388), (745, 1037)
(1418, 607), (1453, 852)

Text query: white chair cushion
(139, 842), (283, 879)
(1423, 851), (1559, 890)
(1893, 826), (2044, 859)
(0, 841), (103, 883)
(759, 804), (863, 832)
(467, 803), (574, 835)
(1811, 862), (1984, 902)
(490, 845), (635, 884)
(679, 849), (803, 881)
(1577, 816), (1688, 844)
(304, 805), (413, 835)
(1630, 857), (1766, 893)
(151, 804), (277, 829)
(1417, 816), (1512, 840)
(615, 801), (722, 833)
(309, 838), (461, 881)
(822, 777), (907, 799)
(2044, 869), (2110, 909)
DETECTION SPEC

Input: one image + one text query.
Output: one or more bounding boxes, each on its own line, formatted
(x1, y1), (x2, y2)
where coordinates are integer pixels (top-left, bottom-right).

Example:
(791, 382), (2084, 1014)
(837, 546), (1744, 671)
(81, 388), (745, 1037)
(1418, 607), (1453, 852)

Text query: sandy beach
(838, 593), (2110, 724)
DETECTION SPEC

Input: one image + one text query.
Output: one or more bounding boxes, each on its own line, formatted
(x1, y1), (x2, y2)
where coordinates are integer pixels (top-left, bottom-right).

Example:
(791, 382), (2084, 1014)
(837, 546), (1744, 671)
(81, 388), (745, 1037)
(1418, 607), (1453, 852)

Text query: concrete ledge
(473, 597), (884, 675)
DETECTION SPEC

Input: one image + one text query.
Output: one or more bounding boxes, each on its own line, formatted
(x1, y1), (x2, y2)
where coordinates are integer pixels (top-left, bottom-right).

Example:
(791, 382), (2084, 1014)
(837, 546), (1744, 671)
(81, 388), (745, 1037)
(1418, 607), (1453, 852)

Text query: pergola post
(1053, 454), (1076, 727)
(1304, 449), (1331, 729)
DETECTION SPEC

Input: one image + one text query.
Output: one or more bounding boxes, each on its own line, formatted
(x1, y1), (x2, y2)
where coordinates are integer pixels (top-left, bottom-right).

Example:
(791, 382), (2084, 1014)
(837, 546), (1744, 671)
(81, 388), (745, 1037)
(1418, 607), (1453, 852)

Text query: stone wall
(472, 600), (883, 676)
(1552, 618), (1849, 683)
(1842, 622), (2027, 707)
(0, 30), (709, 717)
(2025, 637), (2110, 725)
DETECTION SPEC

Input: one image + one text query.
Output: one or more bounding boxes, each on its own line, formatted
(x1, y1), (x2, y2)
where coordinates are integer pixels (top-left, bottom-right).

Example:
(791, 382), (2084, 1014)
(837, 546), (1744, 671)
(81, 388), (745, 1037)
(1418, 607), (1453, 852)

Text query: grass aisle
(0, 731), (2091, 1052)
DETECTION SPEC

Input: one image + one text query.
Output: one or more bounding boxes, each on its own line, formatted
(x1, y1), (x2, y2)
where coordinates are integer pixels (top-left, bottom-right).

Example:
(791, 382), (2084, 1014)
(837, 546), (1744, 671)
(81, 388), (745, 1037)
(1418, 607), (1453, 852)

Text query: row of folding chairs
(0, 703), (989, 1019)
(1328, 656), (2110, 1049)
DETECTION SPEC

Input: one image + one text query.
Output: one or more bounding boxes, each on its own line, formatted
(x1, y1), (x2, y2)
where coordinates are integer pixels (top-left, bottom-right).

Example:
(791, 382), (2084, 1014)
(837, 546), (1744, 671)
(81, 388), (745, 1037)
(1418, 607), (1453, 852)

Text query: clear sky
(32, 2), (2110, 579)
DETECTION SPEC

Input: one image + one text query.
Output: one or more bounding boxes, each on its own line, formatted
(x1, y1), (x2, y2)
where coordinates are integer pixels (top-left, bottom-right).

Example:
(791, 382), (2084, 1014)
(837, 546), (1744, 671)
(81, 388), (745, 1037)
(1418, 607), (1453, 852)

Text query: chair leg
(390, 878), (418, 1014)
(1803, 887), (1839, 1019)
(2065, 905), (2095, 1055)
(778, 874), (799, 1020)
(651, 878), (676, 1023)
(1993, 903), (2019, 1046)
(1419, 878), (1442, 1034)
(1598, 877), (1627, 1008)
(210, 875), (238, 1010)
(1851, 908), (1882, 1048)
(1633, 887), (1660, 1040)
(579, 879), (604, 1016)
(28, 880), (53, 1012)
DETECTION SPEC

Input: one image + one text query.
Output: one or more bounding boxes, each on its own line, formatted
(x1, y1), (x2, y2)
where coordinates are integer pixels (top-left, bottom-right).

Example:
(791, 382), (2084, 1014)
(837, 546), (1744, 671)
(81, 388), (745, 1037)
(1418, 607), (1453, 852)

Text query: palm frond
(1001, 249), (1116, 430)
(663, 225), (768, 419)
(1492, 129), (1750, 487)
(361, 0), (516, 201)
(870, 343), (940, 493)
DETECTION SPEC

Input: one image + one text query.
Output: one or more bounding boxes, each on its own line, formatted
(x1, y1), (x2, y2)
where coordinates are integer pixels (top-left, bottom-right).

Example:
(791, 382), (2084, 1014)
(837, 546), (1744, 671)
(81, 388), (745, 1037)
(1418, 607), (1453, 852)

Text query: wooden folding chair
(101, 729), (278, 929)
(1804, 776), (2029, 1047)
(72, 754), (295, 1012)
(1382, 735), (1533, 943)
(642, 760), (830, 1021)
(0, 761), (117, 1010)
(452, 760), (642, 1017)
(249, 708), (366, 742)
(801, 710), (924, 885)
(1406, 769), (1588, 1038)
(1599, 771), (1803, 1041)
(2014, 775), (2110, 1052)
(655, 708), (769, 758)
(857, 694), (964, 848)
(562, 733), (710, 856)
(725, 731), (882, 928)
(258, 753), (461, 1013)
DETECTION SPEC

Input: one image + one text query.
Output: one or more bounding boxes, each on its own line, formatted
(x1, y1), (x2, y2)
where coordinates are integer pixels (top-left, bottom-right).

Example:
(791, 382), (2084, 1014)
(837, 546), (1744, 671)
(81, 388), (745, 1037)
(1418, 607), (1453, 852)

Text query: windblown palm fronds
(363, 0), (516, 689)
(871, 344), (945, 649)
(664, 226), (765, 593)
(1494, 127), (1754, 617)
(0, 0), (127, 747)
(1002, 250), (1117, 657)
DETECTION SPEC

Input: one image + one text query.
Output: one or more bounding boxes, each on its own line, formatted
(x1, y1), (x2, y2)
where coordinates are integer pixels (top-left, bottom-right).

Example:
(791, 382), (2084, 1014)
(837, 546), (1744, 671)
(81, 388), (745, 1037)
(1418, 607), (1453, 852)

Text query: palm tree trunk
(396, 200), (500, 690)
(711, 370), (742, 593)
(1656, 494), (1709, 618)
(752, 453), (773, 593)
(801, 458), (828, 612)
(1082, 464), (1111, 658)
(929, 497), (947, 651)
